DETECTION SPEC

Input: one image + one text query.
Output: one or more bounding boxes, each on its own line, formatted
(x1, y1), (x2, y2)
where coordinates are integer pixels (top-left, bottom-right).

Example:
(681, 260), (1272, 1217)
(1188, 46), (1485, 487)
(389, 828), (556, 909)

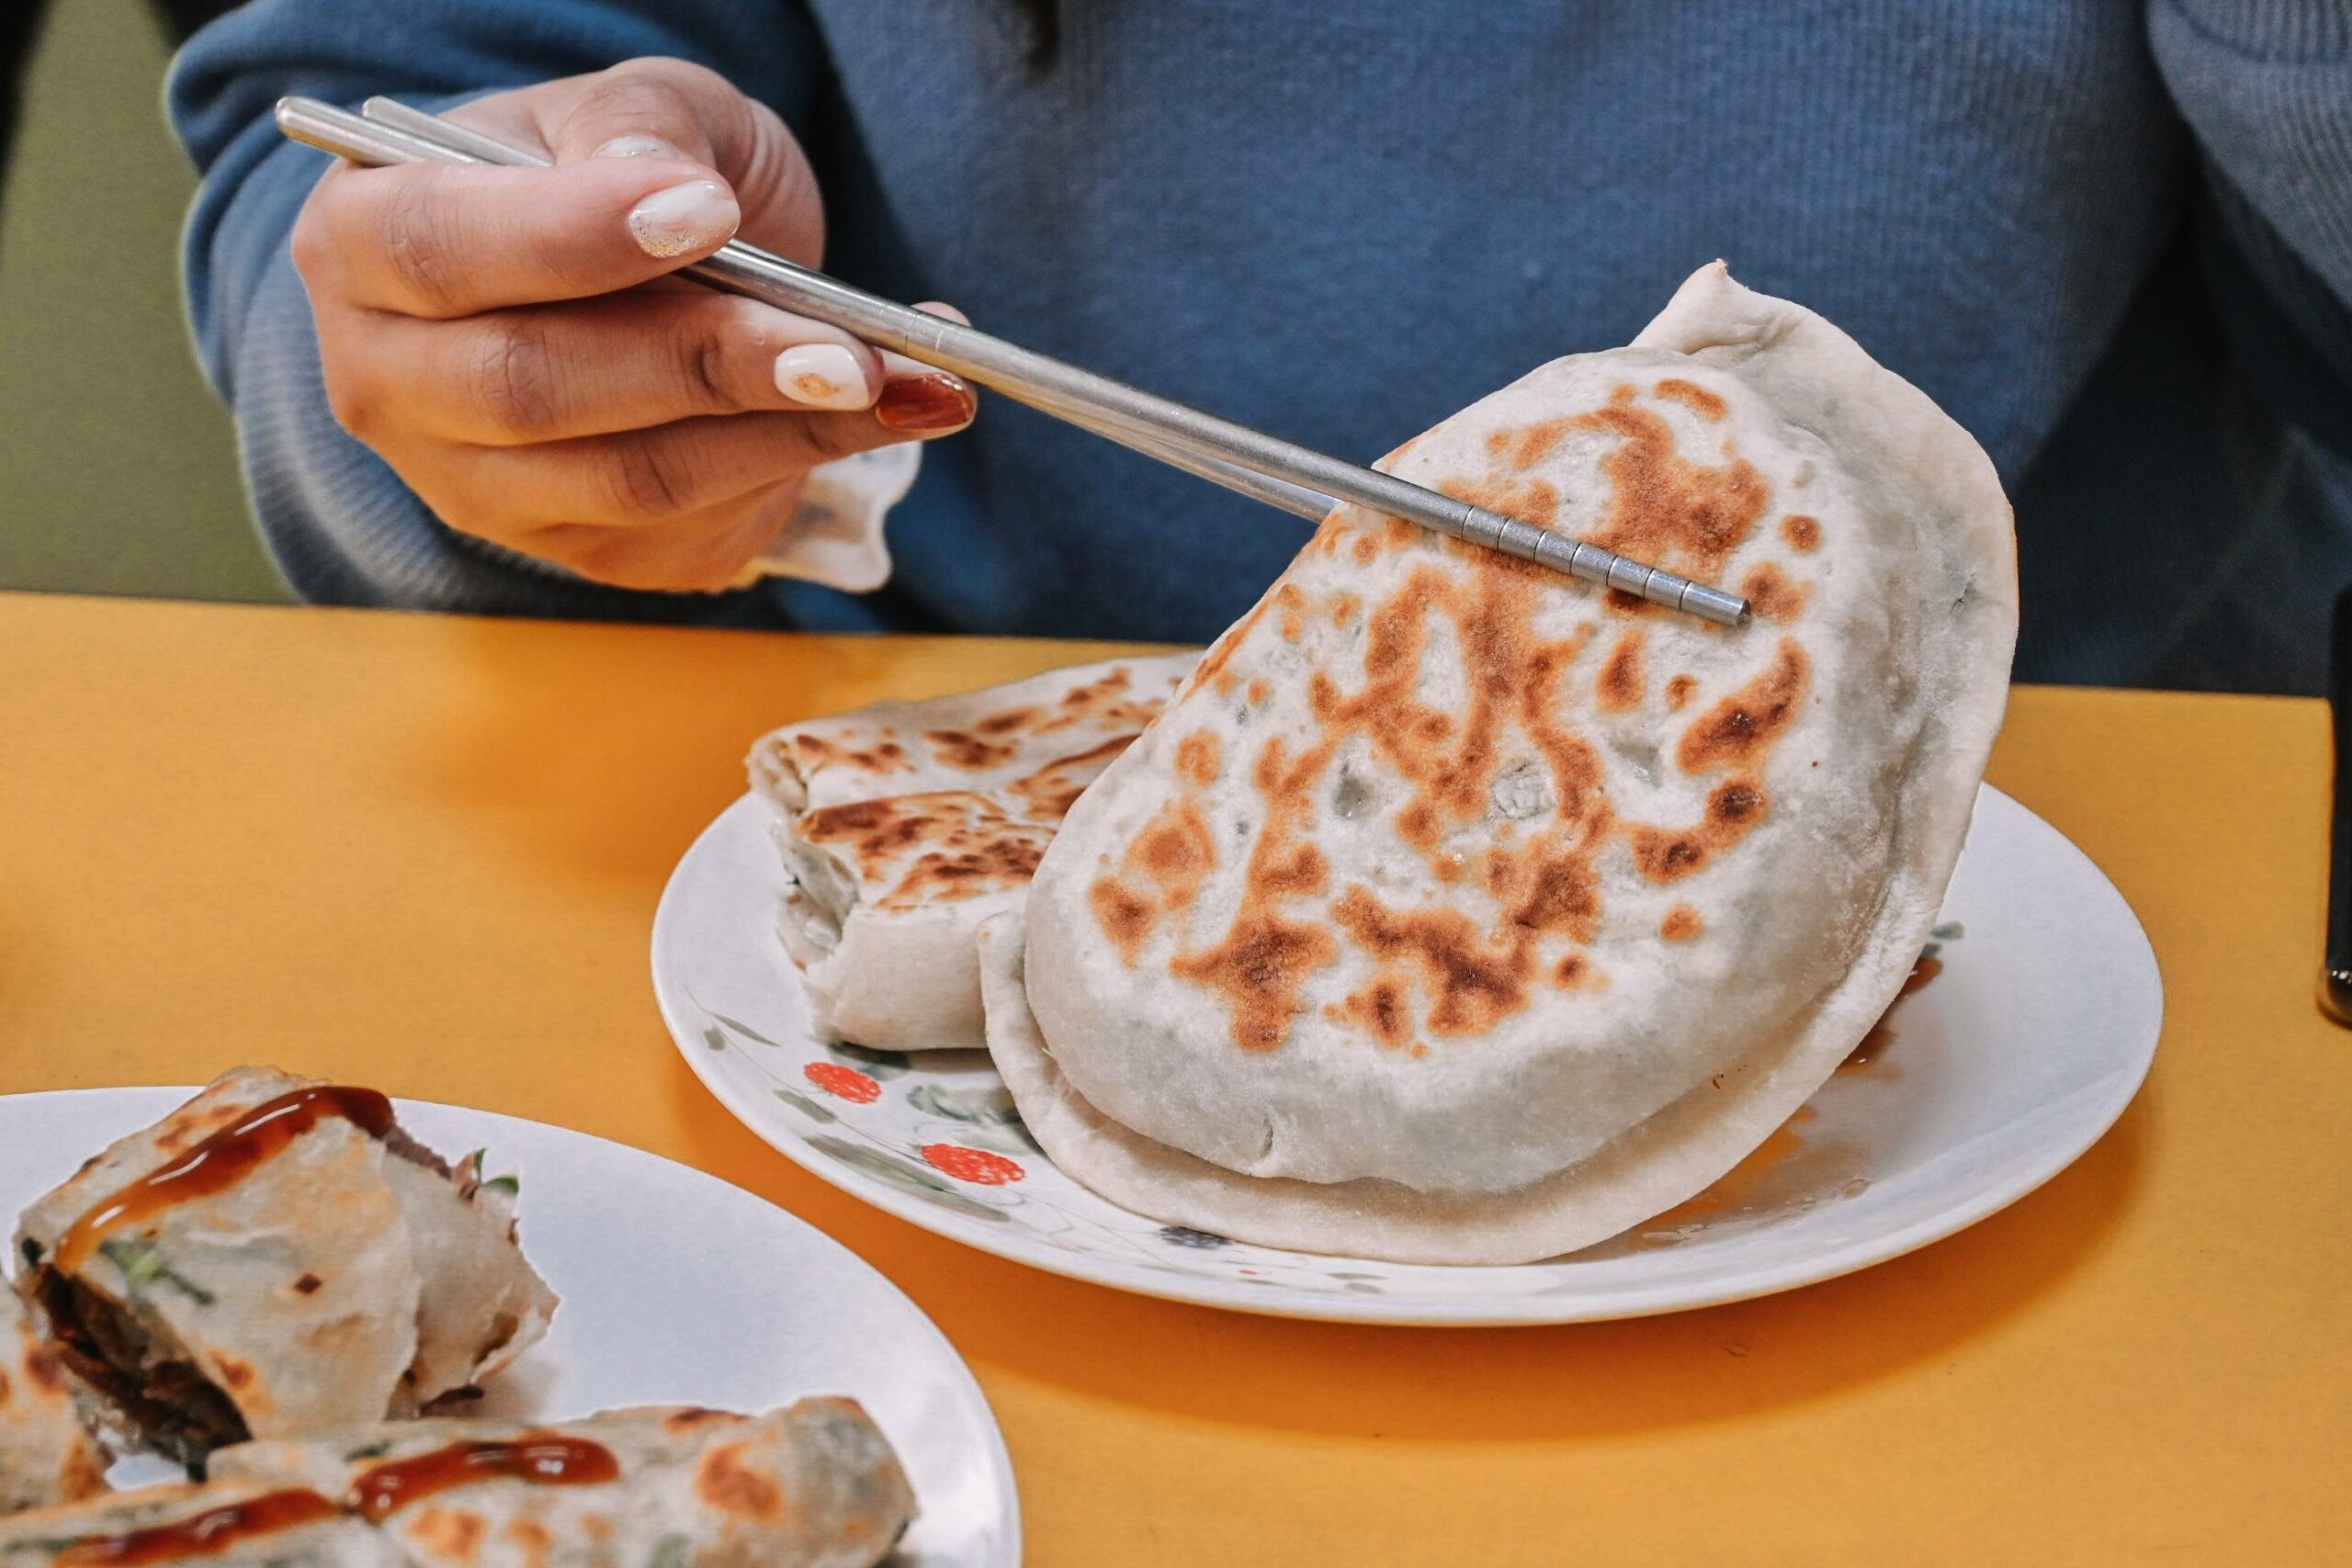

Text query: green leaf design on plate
(827, 1042), (912, 1078)
(956, 1122), (1043, 1157)
(707, 1010), (786, 1048)
(701, 1026), (728, 1054)
(807, 1135), (1007, 1222)
(908, 1083), (1022, 1124)
(772, 1088), (836, 1124)
(481, 1174), (519, 1197)
(1931, 921), (1965, 942)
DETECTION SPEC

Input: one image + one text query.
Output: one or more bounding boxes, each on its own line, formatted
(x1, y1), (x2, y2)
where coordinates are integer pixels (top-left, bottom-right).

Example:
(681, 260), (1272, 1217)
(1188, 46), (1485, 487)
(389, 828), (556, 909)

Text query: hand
(289, 58), (976, 592)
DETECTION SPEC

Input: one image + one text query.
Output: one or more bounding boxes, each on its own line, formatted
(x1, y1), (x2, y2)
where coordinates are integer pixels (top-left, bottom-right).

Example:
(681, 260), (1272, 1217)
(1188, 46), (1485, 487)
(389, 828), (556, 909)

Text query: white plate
(0, 1089), (1019, 1566)
(655, 785), (2161, 1326)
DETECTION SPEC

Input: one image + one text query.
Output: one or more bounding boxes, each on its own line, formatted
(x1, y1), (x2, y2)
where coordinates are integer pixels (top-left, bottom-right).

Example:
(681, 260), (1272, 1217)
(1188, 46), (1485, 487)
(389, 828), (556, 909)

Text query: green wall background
(0, 0), (285, 602)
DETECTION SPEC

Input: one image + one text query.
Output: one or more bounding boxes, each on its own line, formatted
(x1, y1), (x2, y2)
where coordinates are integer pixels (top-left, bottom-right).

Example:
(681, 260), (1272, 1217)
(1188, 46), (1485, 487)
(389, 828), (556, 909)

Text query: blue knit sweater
(170, 1), (2352, 692)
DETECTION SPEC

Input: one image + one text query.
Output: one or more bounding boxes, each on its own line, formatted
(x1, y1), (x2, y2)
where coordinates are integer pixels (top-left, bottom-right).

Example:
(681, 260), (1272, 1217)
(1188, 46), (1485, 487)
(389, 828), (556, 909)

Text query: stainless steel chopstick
(276, 96), (1749, 626)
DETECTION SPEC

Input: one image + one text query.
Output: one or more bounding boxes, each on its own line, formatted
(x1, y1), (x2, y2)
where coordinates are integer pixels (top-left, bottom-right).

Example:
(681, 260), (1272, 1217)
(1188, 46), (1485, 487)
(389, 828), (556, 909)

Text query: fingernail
(627, 180), (738, 259)
(774, 344), (873, 411)
(592, 135), (680, 160)
(875, 375), (977, 433)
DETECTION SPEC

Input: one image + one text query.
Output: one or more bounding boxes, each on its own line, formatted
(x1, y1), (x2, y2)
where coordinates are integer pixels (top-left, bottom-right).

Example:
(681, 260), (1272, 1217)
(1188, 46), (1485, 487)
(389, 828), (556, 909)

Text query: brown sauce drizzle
(56, 1088), (395, 1272)
(352, 1436), (619, 1524)
(54, 1489), (342, 1564)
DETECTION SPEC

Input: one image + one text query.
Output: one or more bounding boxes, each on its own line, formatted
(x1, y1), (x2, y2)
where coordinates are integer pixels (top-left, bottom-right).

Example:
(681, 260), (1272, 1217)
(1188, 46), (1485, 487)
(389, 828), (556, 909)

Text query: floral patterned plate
(653, 785), (2160, 1325)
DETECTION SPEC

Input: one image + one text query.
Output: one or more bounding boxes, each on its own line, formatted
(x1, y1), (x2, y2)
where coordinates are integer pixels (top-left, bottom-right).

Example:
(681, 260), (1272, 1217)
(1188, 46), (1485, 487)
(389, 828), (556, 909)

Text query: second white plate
(655, 785), (2161, 1326)
(0, 1089), (1019, 1567)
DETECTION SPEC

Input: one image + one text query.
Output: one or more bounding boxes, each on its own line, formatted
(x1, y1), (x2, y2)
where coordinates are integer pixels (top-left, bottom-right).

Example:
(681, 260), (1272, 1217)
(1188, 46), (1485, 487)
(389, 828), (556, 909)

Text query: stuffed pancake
(984, 263), (2017, 1263)
(14, 1068), (556, 1462)
(211, 1401), (915, 1568)
(0, 1480), (400, 1567)
(749, 653), (1194, 1050)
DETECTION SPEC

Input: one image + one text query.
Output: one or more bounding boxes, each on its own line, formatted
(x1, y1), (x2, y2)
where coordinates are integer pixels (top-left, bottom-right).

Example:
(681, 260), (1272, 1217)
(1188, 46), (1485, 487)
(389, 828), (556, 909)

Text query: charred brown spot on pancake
(1739, 563), (1810, 624)
(1654, 378), (1727, 420)
(1351, 535), (1380, 566)
(1170, 915), (1339, 1053)
(22, 1345), (62, 1395)
(1780, 513), (1821, 551)
(1006, 735), (1136, 820)
(1274, 584), (1308, 643)
(1334, 978), (1414, 1050)
(842, 741), (908, 773)
(1665, 675), (1697, 711)
(1554, 953), (1594, 989)
(501, 1517), (553, 1568)
(1187, 599), (1272, 700)
(886, 834), (1049, 909)
(1332, 592), (1361, 625)
(1676, 640), (1808, 773)
(1395, 800), (1440, 850)
(1175, 731), (1222, 787)
(1506, 852), (1600, 943)
(1487, 417), (1577, 470)
(292, 1272), (322, 1294)
(696, 1441), (785, 1521)
(215, 1355), (256, 1392)
(1630, 776), (1769, 883)
(975, 706), (1042, 737)
(923, 729), (1017, 771)
(407, 1506), (485, 1563)
(664, 1408), (729, 1433)
(1572, 385), (1770, 581)
(1247, 679), (1270, 706)
(1595, 631), (1645, 713)
(1661, 905), (1702, 941)
(1033, 665), (1170, 737)
(1131, 800), (1216, 911)
(1335, 888), (1527, 1035)
(1091, 879), (1157, 961)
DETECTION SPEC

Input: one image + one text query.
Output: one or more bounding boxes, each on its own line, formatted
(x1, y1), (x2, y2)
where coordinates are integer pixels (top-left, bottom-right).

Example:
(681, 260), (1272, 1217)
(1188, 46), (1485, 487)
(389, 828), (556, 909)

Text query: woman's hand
(289, 58), (974, 592)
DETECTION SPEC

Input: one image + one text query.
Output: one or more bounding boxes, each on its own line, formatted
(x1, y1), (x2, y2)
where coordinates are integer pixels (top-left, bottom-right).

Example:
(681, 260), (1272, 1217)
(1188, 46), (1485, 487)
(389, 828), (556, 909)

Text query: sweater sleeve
(166, 0), (825, 615)
(2151, 0), (2352, 456)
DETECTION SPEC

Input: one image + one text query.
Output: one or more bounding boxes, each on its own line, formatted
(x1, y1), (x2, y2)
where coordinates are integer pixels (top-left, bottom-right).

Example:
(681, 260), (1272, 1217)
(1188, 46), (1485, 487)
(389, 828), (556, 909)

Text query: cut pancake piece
(13, 1068), (556, 1463)
(748, 653), (1195, 1051)
(0, 1291), (106, 1518)
(995, 264), (2017, 1262)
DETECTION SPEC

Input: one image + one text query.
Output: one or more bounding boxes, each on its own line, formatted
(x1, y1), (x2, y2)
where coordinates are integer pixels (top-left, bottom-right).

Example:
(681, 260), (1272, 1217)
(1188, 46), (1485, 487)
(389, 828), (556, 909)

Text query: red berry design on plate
(804, 1062), (882, 1104)
(921, 1144), (1025, 1185)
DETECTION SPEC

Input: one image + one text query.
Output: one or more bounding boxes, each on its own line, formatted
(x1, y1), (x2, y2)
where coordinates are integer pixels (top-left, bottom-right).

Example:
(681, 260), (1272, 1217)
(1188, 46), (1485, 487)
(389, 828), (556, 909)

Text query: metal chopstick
(275, 96), (1749, 627)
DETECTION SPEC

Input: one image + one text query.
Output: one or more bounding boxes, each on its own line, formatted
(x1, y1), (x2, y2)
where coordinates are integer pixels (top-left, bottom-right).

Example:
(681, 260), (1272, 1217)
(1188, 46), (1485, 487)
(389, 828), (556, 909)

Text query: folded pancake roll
(0, 1293), (105, 1517)
(13, 1068), (557, 1464)
(748, 653), (1195, 1050)
(985, 263), (2018, 1264)
(0, 1479), (404, 1567)
(210, 1401), (916, 1568)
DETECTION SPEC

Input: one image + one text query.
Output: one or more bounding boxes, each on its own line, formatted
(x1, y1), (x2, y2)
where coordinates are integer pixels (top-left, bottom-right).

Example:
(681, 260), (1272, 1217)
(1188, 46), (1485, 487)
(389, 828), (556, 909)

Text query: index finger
(293, 152), (741, 320)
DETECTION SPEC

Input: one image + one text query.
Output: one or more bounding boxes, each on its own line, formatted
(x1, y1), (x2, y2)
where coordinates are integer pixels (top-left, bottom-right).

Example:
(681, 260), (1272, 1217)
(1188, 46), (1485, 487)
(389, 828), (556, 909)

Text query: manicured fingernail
(592, 135), (680, 160)
(875, 375), (977, 432)
(627, 180), (738, 259)
(774, 344), (873, 411)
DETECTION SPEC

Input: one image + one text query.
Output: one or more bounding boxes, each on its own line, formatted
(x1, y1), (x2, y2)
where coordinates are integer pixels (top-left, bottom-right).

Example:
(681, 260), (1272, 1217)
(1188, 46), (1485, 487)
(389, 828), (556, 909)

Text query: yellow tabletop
(1, 590), (2344, 1564)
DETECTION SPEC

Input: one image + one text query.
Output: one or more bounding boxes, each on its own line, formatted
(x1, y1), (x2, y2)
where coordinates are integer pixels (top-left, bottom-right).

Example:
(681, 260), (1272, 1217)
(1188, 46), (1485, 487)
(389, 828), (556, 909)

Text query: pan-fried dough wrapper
(1003, 263), (2018, 1262)
(13, 1068), (556, 1461)
(0, 1480), (401, 1567)
(748, 653), (1195, 1050)
(0, 1293), (105, 1518)
(212, 1401), (916, 1568)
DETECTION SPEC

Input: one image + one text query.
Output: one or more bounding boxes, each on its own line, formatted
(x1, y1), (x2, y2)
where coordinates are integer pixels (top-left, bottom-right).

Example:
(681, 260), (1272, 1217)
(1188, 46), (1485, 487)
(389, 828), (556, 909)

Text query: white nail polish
(592, 135), (678, 160)
(773, 344), (872, 410)
(627, 180), (739, 259)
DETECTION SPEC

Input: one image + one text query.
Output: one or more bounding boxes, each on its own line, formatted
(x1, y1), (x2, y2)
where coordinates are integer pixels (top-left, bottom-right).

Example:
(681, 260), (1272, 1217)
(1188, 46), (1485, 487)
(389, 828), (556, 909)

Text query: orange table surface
(1, 590), (2346, 1564)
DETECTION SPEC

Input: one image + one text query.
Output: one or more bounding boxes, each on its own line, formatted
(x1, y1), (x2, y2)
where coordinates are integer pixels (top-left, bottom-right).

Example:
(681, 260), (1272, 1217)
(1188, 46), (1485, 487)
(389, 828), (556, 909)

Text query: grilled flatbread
(749, 654), (1194, 1050)
(0, 1480), (400, 1567)
(212, 1402), (914, 1568)
(13, 1069), (555, 1462)
(989, 263), (2017, 1262)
